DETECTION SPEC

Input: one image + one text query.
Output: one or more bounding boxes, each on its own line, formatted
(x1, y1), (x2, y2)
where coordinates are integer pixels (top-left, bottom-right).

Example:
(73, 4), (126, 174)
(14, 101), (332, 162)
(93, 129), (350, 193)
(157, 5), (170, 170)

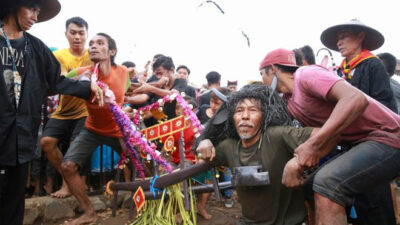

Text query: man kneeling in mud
(196, 84), (337, 225)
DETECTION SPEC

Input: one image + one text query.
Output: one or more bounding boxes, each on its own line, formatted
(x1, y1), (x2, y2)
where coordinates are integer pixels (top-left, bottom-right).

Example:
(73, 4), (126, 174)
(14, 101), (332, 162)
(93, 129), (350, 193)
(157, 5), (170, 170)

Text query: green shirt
(214, 126), (313, 225)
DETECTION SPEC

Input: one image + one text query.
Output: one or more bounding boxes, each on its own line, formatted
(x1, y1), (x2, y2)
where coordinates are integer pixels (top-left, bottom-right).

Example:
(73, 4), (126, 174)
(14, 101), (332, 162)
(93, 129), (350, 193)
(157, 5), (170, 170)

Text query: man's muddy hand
(282, 156), (305, 188)
(196, 139), (216, 161)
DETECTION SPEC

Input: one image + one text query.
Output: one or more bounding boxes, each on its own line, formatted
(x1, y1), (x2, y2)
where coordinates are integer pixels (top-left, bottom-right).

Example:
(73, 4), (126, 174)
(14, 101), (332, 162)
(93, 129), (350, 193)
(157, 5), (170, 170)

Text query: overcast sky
(30, 0), (400, 87)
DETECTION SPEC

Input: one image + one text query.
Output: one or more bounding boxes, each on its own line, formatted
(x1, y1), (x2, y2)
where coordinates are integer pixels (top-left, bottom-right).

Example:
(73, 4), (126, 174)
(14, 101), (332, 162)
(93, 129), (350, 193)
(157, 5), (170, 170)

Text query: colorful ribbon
(91, 64), (173, 178)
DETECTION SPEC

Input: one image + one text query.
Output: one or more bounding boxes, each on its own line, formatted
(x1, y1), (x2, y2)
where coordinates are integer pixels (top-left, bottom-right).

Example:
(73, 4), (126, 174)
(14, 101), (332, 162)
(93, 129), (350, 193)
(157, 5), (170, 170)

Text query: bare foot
(64, 212), (97, 225)
(197, 206), (212, 220)
(51, 186), (71, 198)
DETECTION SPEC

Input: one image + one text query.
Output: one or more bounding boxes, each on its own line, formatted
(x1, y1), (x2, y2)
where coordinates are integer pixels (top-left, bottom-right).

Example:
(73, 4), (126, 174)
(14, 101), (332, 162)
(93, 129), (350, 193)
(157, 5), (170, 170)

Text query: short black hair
(263, 64), (298, 74)
(176, 65), (190, 75)
(97, 33), (117, 66)
(300, 45), (315, 65)
(153, 54), (164, 60)
(152, 56), (175, 71)
(377, 52), (397, 77)
(227, 80), (238, 86)
(122, 61), (136, 68)
(293, 45), (315, 66)
(66, 16), (88, 30)
(206, 71), (221, 85)
(293, 49), (304, 66)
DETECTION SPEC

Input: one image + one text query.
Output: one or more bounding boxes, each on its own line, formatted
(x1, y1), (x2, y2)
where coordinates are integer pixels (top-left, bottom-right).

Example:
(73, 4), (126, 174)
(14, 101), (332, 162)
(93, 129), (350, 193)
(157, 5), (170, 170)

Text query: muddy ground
(35, 192), (242, 225)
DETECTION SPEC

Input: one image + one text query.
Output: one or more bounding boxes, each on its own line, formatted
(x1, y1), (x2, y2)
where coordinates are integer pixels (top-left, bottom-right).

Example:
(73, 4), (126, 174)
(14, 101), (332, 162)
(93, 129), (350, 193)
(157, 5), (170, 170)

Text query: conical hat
(0, 0), (61, 23)
(320, 19), (384, 51)
(37, 0), (61, 22)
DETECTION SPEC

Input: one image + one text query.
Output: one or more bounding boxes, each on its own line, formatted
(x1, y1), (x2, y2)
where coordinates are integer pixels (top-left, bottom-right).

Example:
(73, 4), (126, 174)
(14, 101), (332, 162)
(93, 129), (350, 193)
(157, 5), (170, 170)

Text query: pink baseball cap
(259, 48), (298, 70)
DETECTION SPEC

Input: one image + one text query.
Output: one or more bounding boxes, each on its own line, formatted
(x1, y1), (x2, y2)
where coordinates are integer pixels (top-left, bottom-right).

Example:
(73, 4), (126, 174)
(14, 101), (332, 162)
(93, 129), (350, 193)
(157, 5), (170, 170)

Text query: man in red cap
(0, 1), (104, 224)
(259, 48), (400, 225)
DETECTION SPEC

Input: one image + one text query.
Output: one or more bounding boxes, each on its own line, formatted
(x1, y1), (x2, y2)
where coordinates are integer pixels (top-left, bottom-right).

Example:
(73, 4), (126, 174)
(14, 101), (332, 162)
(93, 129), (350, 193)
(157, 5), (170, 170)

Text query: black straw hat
(320, 19), (384, 51)
(37, 0), (61, 22)
(1, 0), (60, 23)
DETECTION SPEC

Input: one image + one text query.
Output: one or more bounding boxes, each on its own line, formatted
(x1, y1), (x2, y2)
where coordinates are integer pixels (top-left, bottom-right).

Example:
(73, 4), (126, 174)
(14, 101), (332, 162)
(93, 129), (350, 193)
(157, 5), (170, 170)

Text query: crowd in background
(1, 1), (400, 225)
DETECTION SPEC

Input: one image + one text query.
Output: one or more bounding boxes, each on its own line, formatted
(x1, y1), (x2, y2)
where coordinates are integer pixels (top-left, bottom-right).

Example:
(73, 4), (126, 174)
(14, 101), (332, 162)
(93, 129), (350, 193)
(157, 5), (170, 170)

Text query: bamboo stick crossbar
(109, 162), (213, 192)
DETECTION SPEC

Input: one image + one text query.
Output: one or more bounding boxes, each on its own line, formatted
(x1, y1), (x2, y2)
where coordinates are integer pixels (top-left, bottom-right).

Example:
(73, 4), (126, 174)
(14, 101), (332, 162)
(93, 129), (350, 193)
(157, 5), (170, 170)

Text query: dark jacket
(198, 91), (211, 107)
(0, 32), (91, 166)
(338, 57), (397, 113)
(390, 79), (400, 114)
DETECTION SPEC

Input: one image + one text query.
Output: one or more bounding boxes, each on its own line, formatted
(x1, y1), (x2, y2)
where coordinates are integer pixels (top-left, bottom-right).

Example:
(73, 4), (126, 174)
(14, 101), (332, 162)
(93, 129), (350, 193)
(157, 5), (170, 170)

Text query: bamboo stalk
(143, 181), (233, 199)
(109, 162), (213, 191)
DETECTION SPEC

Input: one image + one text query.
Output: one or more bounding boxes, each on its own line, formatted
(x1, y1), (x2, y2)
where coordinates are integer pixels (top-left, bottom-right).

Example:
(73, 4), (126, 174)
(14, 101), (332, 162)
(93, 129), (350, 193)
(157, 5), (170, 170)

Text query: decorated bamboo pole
(128, 166), (137, 219)
(142, 181), (233, 199)
(111, 169), (121, 217)
(109, 162), (212, 192)
(179, 130), (191, 211)
(210, 167), (222, 202)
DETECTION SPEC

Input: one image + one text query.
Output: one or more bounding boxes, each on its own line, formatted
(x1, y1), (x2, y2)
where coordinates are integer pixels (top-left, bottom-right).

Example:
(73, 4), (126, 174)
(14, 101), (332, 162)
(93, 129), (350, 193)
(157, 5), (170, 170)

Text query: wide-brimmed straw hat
(320, 19), (384, 51)
(1, 0), (60, 23)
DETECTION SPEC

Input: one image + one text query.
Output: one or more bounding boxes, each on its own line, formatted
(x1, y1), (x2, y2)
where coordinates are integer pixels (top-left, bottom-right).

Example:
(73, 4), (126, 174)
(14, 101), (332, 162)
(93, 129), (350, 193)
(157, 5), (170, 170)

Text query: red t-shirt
(287, 65), (400, 149)
(76, 65), (128, 138)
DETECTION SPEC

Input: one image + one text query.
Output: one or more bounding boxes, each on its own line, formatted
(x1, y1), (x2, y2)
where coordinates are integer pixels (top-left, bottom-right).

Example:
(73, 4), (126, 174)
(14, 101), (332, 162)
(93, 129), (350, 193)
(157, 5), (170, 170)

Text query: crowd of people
(1, 0), (400, 225)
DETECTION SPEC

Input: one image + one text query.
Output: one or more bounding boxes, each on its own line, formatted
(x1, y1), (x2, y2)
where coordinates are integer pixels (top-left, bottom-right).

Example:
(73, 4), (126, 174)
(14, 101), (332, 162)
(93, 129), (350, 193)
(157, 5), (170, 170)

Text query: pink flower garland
(175, 94), (203, 135)
(109, 103), (146, 178)
(96, 81), (173, 178)
(133, 93), (203, 135)
(110, 103), (173, 173)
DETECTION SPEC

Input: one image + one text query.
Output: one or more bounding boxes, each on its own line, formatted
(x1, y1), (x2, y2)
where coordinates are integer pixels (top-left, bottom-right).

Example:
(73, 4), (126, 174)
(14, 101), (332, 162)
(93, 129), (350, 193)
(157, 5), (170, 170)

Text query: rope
(149, 175), (163, 199)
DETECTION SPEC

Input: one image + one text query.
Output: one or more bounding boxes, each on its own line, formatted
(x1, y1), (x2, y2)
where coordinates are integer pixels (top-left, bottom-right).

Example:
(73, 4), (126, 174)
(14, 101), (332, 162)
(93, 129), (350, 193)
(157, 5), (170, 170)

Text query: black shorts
(63, 128), (123, 169)
(42, 117), (86, 143)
